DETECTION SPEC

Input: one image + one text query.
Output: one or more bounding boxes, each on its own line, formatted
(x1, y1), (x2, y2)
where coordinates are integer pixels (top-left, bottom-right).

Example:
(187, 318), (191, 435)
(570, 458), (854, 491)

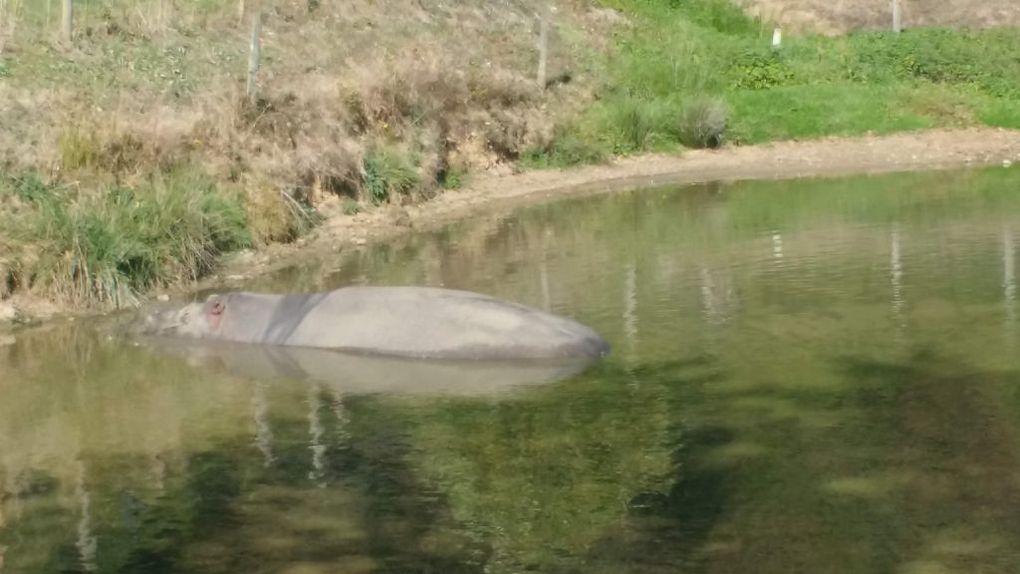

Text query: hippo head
(139, 294), (229, 339)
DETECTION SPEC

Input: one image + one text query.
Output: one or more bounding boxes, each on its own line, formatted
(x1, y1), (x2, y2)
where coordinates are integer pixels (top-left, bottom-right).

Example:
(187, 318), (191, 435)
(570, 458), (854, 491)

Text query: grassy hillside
(1, 0), (1019, 312)
(530, 0), (1020, 166)
(736, 0), (1020, 35)
(0, 0), (607, 307)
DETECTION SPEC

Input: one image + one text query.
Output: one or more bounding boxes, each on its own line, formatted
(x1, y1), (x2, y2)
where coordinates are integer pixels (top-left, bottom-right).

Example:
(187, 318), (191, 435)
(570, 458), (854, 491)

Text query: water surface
(3, 166), (1020, 573)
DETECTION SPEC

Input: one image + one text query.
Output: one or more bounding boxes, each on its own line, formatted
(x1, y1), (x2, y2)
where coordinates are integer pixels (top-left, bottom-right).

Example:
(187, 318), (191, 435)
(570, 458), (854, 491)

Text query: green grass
(521, 124), (610, 169)
(1, 167), (250, 307)
(727, 84), (935, 143)
(439, 166), (467, 190)
(978, 98), (1020, 129)
(526, 0), (1020, 164)
(362, 145), (421, 205)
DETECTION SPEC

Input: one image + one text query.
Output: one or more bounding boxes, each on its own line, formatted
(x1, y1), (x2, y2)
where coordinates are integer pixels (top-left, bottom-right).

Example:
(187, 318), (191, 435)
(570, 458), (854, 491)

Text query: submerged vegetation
(0, 0), (1019, 309)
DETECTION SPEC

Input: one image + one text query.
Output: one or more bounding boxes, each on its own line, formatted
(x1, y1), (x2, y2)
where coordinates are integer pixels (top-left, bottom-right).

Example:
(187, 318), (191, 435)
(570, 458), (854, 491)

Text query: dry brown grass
(737, 0), (1020, 34)
(0, 0), (612, 215)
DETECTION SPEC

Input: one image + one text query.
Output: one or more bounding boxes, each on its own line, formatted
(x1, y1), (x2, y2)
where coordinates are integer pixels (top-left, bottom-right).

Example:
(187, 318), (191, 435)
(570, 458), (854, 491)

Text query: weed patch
(2, 167), (249, 307)
(362, 145), (421, 205)
(679, 96), (728, 148)
(522, 124), (609, 169)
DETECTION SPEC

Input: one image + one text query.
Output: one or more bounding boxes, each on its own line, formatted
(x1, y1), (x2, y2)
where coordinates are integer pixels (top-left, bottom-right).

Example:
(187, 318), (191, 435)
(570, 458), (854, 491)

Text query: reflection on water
(1004, 227), (1016, 336)
(138, 337), (598, 396)
(73, 462), (97, 574)
(4, 166), (1020, 572)
(890, 225), (905, 329)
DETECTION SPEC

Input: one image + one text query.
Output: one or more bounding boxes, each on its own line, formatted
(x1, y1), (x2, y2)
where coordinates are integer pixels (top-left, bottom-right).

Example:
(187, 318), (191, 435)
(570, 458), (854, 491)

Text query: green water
(4, 166), (1020, 573)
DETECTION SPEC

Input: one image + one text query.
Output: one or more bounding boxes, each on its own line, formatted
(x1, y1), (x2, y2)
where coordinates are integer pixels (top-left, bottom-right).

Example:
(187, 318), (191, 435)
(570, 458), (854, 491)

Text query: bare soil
(4, 127), (1020, 327)
(202, 126), (1020, 286)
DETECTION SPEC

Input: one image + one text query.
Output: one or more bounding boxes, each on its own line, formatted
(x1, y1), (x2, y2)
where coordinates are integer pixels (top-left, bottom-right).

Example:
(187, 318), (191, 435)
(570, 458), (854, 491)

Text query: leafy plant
(362, 145), (420, 204)
(731, 50), (795, 90)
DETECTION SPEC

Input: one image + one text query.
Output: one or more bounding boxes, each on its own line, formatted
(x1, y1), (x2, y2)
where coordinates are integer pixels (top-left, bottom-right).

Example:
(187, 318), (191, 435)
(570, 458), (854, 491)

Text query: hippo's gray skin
(139, 286), (610, 361)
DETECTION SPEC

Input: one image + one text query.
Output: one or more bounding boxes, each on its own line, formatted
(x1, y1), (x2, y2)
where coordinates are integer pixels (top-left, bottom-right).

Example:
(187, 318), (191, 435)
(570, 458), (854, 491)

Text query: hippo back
(216, 286), (609, 360)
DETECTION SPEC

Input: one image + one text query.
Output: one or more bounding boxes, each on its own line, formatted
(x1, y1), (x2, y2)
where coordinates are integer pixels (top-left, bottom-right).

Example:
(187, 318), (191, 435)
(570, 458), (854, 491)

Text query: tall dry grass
(0, 0), (615, 307)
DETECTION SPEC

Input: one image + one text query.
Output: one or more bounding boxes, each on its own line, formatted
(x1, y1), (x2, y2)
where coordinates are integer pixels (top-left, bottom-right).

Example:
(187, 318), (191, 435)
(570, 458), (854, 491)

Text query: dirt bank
(4, 127), (1020, 327)
(203, 126), (1020, 283)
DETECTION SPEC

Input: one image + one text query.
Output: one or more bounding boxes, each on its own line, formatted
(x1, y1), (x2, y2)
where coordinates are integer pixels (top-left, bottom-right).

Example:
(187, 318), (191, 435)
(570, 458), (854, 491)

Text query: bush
(362, 145), (420, 204)
(58, 128), (102, 171)
(0, 250), (16, 299)
(602, 0), (760, 36)
(522, 125), (609, 169)
(679, 96), (727, 148)
(244, 181), (317, 245)
(979, 98), (1020, 130)
(838, 29), (1020, 97)
(602, 97), (671, 153)
(4, 167), (250, 307)
(439, 166), (466, 190)
(730, 49), (795, 90)
(342, 198), (361, 215)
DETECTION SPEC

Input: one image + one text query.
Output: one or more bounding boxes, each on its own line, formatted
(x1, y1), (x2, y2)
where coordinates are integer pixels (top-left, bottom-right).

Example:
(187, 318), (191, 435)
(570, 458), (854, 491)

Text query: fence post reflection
(75, 460), (97, 573)
(253, 380), (275, 468)
(331, 388), (352, 447)
(308, 382), (326, 487)
(1004, 227), (1016, 336)
(890, 225), (905, 332)
(623, 264), (638, 355)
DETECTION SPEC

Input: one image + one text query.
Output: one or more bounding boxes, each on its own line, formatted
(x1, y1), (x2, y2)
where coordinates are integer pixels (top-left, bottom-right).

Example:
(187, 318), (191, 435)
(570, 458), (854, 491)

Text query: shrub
(58, 128), (101, 171)
(439, 166), (466, 190)
(362, 145), (420, 204)
(5, 167), (250, 307)
(841, 29), (1020, 98)
(730, 49), (795, 90)
(342, 198), (361, 215)
(0, 250), (16, 299)
(601, 97), (676, 153)
(522, 124), (609, 168)
(679, 96), (727, 148)
(602, 0), (760, 36)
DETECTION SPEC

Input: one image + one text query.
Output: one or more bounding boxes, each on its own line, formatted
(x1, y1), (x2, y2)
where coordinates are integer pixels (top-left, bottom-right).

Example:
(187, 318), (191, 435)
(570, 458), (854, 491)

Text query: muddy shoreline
(4, 127), (1020, 328)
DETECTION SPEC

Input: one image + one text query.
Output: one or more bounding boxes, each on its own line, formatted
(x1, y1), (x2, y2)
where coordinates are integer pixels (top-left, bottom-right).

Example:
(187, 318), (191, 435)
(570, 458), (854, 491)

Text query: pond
(3, 165), (1020, 573)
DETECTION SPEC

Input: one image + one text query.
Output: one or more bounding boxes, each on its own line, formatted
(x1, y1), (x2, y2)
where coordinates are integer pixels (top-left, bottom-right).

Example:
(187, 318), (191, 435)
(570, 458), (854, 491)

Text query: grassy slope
(530, 0), (1020, 166)
(0, 0), (603, 308)
(1, 0), (1020, 311)
(735, 0), (1020, 34)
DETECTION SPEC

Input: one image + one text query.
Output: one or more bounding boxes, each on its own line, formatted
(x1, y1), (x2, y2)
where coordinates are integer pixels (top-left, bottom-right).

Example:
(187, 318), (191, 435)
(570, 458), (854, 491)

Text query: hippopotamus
(137, 286), (610, 361)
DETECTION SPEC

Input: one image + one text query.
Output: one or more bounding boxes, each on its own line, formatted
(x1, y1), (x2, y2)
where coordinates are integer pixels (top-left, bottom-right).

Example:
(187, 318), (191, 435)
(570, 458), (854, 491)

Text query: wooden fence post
(246, 10), (262, 103)
(891, 0), (902, 33)
(536, 3), (549, 89)
(61, 0), (72, 44)
(237, 0), (245, 27)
